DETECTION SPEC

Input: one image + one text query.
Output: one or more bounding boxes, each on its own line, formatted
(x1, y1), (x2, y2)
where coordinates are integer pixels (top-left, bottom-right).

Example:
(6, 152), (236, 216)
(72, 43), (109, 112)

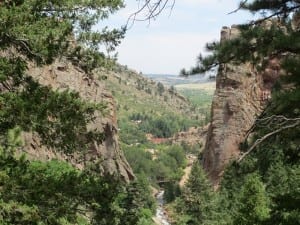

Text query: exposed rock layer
(22, 60), (134, 181)
(202, 26), (280, 186)
(171, 125), (209, 151)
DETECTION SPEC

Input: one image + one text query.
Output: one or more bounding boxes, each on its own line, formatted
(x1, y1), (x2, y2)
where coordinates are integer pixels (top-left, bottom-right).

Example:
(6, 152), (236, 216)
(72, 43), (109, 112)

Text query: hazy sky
(98, 0), (255, 74)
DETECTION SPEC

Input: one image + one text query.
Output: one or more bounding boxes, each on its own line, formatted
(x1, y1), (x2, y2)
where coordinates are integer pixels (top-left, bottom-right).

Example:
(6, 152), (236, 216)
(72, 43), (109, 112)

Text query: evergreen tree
(157, 82), (165, 96)
(0, 128), (157, 225)
(0, 0), (125, 152)
(233, 173), (270, 225)
(120, 175), (156, 225)
(180, 162), (217, 225)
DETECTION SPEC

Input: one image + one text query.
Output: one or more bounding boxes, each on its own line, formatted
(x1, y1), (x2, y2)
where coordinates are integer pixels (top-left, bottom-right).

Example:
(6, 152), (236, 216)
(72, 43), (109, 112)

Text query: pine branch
(2, 33), (43, 62)
(250, 5), (300, 25)
(228, 1), (300, 25)
(1, 80), (13, 91)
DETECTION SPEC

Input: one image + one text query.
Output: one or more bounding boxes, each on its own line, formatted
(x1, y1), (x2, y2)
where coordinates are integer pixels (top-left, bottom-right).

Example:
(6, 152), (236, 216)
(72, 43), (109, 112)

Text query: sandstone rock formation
(171, 125), (209, 151)
(21, 60), (134, 181)
(202, 25), (281, 186)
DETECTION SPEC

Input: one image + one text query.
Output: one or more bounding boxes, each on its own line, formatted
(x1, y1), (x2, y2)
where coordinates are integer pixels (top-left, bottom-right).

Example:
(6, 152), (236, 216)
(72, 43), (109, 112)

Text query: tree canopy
(0, 0), (126, 152)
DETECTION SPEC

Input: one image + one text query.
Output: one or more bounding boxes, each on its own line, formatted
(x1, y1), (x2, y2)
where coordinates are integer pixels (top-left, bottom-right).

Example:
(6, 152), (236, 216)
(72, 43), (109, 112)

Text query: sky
(96, 0), (256, 74)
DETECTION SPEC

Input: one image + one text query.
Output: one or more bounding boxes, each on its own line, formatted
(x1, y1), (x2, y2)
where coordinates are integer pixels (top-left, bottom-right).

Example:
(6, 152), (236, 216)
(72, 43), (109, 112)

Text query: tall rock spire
(202, 25), (280, 186)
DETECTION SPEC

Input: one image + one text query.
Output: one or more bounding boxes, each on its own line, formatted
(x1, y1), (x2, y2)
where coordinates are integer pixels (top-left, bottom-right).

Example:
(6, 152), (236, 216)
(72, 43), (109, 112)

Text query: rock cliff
(202, 25), (280, 186)
(21, 59), (134, 181)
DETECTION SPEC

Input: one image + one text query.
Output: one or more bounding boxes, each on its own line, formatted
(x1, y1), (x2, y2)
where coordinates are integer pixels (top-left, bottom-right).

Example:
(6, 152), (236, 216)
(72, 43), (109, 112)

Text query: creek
(154, 190), (170, 225)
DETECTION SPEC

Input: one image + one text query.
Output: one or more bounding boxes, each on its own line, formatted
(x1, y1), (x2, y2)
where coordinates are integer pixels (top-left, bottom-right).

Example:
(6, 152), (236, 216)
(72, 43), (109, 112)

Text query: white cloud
(116, 32), (218, 74)
(182, 0), (219, 5)
(179, 0), (238, 9)
(104, 0), (252, 74)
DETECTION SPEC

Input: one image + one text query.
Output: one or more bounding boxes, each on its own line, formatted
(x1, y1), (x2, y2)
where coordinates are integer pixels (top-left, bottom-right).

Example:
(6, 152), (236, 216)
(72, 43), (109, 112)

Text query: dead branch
(238, 117), (300, 163)
(2, 33), (43, 62)
(126, 0), (175, 28)
(228, 0), (248, 15)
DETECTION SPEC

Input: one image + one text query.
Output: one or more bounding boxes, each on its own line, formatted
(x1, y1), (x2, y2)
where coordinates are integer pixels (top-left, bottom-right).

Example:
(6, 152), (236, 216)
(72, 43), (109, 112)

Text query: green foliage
(122, 144), (154, 176)
(140, 115), (179, 138)
(0, 0), (125, 154)
(0, 129), (155, 225)
(165, 145), (186, 168)
(171, 162), (223, 225)
(0, 80), (106, 153)
(0, 200), (41, 225)
(180, 163), (217, 225)
(129, 112), (195, 138)
(177, 88), (213, 125)
(179, 68), (189, 76)
(217, 140), (300, 225)
(233, 173), (270, 225)
(181, 141), (202, 155)
(123, 143), (186, 186)
(157, 82), (165, 95)
(118, 110), (199, 147)
(177, 89), (213, 108)
(118, 118), (148, 145)
(0, 0), (124, 64)
(164, 182), (181, 203)
(119, 175), (156, 225)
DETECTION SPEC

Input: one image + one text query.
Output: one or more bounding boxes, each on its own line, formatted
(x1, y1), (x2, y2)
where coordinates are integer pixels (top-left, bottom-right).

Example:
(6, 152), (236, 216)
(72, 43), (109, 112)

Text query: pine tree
(181, 162), (217, 225)
(0, 0), (125, 152)
(233, 173), (270, 225)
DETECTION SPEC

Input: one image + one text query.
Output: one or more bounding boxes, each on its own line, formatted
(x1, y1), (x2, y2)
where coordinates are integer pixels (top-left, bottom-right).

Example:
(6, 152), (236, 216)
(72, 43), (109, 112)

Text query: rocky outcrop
(22, 60), (134, 181)
(202, 25), (280, 186)
(171, 125), (209, 151)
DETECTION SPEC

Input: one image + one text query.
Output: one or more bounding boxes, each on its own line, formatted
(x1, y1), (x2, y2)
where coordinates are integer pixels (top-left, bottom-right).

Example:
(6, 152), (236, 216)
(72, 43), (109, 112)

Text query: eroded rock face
(22, 60), (134, 181)
(202, 26), (280, 186)
(171, 125), (209, 152)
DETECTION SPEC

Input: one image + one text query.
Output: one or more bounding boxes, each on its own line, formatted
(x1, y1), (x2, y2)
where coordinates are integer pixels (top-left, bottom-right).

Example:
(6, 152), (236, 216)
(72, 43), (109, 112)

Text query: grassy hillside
(99, 65), (208, 143)
(175, 82), (215, 125)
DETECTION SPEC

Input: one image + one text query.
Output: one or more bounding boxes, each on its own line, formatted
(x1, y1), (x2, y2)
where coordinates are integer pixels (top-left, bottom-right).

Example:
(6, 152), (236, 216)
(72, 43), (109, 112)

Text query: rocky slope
(21, 59), (134, 181)
(102, 65), (201, 119)
(202, 25), (281, 186)
(171, 125), (209, 150)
